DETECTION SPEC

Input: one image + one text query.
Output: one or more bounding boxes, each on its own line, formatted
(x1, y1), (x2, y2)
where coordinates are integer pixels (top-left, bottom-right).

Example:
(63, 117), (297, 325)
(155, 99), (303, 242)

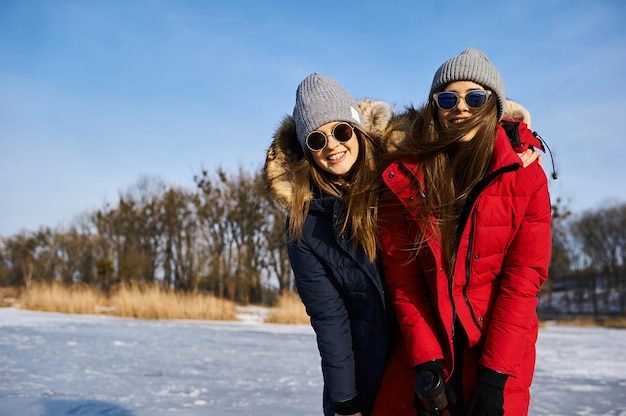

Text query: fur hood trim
(504, 99), (531, 128)
(263, 99), (391, 211)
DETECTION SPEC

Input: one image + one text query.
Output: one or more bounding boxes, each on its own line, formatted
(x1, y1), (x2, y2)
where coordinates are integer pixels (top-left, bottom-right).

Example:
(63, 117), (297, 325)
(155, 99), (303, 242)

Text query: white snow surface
(0, 307), (625, 416)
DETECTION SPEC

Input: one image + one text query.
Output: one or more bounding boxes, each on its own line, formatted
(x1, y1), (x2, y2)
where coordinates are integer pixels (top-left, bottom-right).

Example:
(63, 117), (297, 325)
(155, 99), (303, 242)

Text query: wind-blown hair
(384, 88), (499, 269)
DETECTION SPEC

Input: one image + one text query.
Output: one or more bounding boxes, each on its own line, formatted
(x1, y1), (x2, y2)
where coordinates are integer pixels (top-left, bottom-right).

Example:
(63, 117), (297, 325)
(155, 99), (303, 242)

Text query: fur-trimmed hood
(263, 99), (391, 211)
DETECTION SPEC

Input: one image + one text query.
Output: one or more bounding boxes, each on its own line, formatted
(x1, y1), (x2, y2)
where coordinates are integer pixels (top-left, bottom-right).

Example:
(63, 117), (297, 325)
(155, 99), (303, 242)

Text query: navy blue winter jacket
(288, 196), (389, 416)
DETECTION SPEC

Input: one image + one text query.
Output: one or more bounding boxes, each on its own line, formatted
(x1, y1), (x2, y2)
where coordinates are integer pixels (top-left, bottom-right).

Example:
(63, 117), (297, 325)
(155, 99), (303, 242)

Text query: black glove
(413, 360), (456, 416)
(465, 366), (508, 416)
(334, 396), (360, 415)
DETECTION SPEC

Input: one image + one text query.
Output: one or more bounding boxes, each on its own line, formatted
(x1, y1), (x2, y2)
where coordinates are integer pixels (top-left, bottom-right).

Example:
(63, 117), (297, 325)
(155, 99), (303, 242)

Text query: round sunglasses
(432, 90), (492, 110)
(305, 122), (355, 152)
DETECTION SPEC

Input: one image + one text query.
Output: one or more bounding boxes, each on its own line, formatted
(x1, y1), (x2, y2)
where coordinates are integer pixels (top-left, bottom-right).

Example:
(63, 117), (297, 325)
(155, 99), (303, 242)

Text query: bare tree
(194, 167), (273, 303)
(1, 228), (56, 288)
(259, 181), (293, 295)
(160, 186), (198, 291)
(543, 198), (573, 313)
(194, 169), (230, 298)
(570, 202), (626, 315)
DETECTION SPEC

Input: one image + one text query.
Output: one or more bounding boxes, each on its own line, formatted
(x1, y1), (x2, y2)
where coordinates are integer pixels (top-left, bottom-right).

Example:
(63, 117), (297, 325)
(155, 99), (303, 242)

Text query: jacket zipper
(464, 208), (483, 333)
(457, 165), (519, 335)
(449, 269), (457, 342)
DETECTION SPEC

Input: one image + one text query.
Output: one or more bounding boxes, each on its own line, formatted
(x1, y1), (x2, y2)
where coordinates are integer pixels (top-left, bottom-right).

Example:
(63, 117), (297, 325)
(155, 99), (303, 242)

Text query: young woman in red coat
(372, 48), (552, 415)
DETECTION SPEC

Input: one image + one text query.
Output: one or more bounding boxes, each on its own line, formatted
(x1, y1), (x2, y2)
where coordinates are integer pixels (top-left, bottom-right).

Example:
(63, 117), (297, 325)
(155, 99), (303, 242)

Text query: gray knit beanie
(293, 73), (363, 149)
(430, 48), (506, 120)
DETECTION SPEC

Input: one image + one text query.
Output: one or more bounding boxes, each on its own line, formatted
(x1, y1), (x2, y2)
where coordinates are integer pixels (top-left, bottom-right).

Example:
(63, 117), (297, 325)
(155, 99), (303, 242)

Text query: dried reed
(265, 291), (309, 325)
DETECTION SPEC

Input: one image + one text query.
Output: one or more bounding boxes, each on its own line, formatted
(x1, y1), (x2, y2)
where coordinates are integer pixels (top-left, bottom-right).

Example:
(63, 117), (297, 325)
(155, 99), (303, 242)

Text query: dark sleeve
(288, 239), (359, 410)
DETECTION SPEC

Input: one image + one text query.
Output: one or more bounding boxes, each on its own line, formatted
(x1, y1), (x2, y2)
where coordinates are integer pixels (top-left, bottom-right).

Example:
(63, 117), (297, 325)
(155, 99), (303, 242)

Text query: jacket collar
(488, 125), (524, 174)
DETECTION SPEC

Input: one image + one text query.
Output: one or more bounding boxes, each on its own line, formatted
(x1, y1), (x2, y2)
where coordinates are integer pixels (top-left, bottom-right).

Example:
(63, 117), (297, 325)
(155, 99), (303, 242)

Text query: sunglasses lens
(465, 91), (488, 108)
(306, 132), (327, 151)
(333, 123), (353, 142)
(436, 93), (458, 109)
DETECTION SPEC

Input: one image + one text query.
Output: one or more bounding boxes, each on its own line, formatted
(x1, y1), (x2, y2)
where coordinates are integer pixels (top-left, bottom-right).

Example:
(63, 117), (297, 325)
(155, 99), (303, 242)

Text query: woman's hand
(518, 148), (543, 168)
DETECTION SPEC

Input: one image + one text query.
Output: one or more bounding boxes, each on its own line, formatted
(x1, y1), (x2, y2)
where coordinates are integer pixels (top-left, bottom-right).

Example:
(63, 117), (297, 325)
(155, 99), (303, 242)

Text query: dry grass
(265, 291), (310, 324)
(6, 284), (625, 328)
(16, 282), (237, 321)
(112, 283), (236, 320)
(0, 286), (21, 307)
(18, 283), (101, 314)
(544, 315), (626, 329)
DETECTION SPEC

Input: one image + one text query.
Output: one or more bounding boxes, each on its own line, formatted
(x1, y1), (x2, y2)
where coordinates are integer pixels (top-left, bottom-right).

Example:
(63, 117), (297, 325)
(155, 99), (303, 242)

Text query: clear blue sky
(1, 0), (625, 237)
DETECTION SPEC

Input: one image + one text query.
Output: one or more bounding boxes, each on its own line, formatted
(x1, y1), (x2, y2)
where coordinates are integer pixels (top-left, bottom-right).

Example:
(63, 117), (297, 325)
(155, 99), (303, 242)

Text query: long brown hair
(287, 125), (383, 261)
(388, 90), (499, 269)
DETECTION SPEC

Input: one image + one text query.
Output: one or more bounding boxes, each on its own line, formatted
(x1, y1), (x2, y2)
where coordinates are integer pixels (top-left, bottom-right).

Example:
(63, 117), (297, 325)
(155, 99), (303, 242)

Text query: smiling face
(436, 80), (488, 134)
(309, 121), (359, 177)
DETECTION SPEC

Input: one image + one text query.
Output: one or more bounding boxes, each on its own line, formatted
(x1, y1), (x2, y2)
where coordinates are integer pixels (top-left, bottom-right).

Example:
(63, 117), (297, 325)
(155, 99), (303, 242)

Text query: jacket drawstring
(533, 131), (558, 180)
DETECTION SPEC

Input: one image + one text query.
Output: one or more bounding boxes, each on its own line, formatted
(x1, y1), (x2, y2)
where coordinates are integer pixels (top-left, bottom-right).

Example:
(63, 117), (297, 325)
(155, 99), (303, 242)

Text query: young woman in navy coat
(263, 73), (391, 416)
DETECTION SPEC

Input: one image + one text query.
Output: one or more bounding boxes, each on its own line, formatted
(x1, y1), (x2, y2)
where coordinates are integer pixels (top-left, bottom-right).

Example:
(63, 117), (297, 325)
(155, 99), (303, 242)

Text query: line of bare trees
(1, 167), (625, 312)
(542, 199), (626, 316)
(0, 169), (292, 305)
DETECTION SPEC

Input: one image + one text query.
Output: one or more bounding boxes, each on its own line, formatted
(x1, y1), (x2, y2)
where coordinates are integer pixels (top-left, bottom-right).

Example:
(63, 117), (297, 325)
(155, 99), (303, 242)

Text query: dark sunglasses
(432, 90), (492, 110)
(305, 122), (355, 152)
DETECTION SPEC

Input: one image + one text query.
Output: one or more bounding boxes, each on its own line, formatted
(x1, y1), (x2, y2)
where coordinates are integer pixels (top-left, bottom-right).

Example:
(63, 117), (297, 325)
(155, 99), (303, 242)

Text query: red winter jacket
(372, 121), (552, 415)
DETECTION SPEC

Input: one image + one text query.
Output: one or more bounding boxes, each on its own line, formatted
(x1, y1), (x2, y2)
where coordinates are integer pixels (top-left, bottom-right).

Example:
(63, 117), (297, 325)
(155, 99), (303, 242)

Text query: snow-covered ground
(0, 307), (625, 416)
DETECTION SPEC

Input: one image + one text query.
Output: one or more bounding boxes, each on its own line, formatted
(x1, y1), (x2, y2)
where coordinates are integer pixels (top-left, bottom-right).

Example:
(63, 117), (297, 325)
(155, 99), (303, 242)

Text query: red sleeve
(480, 164), (552, 376)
